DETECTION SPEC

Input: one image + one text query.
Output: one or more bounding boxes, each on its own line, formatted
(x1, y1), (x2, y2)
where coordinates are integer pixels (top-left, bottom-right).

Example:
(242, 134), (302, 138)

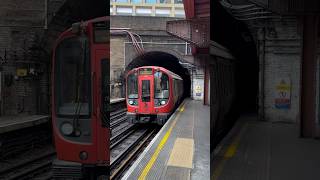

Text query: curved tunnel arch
(212, 1), (259, 113)
(126, 51), (191, 97)
(137, 47), (187, 63)
(38, 0), (108, 58)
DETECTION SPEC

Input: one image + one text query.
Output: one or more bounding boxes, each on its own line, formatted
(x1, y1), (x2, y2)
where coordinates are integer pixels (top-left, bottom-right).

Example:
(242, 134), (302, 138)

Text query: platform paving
(212, 115), (320, 180)
(123, 99), (210, 180)
(0, 115), (49, 134)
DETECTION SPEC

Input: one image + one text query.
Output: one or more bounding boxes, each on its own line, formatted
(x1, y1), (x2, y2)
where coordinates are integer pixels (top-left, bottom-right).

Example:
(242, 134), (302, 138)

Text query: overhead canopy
(234, 0), (320, 14)
(183, 0), (210, 19)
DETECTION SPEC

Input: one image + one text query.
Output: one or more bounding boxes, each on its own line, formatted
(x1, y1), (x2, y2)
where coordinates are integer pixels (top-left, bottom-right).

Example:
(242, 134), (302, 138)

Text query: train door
(93, 49), (109, 163)
(138, 75), (153, 114)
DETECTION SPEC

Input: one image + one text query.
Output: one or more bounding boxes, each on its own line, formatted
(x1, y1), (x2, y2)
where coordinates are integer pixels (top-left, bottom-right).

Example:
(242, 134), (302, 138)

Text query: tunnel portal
(126, 51), (191, 98)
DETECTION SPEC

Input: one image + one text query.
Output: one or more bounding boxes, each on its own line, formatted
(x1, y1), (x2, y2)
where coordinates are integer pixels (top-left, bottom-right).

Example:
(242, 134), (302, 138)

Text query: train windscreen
(154, 71), (169, 99)
(127, 73), (138, 98)
(54, 37), (91, 117)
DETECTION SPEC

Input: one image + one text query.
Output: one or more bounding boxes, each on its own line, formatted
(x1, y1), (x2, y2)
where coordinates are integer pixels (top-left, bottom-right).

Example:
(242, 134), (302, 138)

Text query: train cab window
(142, 80), (151, 102)
(55, 37), (91, 117)
(93, 21), (109, 43)
(154, 71), (169, 99)
(127, 73), (138, 98)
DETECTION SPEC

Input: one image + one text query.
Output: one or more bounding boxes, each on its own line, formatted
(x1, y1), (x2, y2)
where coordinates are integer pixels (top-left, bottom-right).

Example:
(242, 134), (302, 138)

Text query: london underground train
(126, 66), (184, 125)
(52, 17), (109, 178)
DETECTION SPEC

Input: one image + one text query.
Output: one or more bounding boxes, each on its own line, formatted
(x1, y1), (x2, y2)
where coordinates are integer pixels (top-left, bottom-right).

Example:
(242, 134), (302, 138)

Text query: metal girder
(248, 0), (320, 14)
(166, 18), (209, 48)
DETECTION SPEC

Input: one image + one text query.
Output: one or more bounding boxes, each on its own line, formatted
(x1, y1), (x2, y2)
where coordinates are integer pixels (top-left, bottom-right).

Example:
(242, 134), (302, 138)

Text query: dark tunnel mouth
(211, 1), (260, 148)
(212, 1), (259, 114)
(126, 51), (191, 98)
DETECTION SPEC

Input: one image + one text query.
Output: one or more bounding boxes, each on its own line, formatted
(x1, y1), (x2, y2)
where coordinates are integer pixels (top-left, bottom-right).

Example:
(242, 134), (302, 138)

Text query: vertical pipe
(204, 65), (207, 105)
(185, 42), (188, 55)
(44, 0), (48, 30)
(258, 27), (266, 121)
(301, 15), (319, 138)
(318, 53), (320, 137)
(0, 72), (2, 116)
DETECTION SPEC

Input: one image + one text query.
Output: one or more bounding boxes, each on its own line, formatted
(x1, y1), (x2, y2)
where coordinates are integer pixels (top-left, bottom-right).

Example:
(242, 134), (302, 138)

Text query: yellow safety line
(138, 103), (186, 180)
(212, 123), (248, 180)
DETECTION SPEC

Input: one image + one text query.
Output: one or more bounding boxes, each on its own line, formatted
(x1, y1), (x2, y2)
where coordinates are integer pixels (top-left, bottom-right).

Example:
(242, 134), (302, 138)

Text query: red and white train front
(51, 17), (109, 177)
(126, 66), (183, 125)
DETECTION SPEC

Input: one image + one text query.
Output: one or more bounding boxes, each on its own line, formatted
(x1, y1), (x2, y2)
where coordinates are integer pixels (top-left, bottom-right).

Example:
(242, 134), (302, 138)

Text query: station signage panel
(139, 68), (153, 75)
(274, 77), (291, 109)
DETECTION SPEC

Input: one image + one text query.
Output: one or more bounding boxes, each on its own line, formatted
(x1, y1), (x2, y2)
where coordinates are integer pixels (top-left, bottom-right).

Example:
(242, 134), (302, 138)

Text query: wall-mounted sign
(274, 77), (291, 109)
(16, 68), (27, 77)
(139, 68), (153, 75)
(195, 85), (202, 96)
(193, 78), (204, 100)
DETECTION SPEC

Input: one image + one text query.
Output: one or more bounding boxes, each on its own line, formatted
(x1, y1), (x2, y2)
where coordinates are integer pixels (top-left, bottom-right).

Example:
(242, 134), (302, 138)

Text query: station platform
(0, 115), (49, 134)
(212, 115), (320, 180)
(122, 99), (210, 180)
(111, 98), (125, 104)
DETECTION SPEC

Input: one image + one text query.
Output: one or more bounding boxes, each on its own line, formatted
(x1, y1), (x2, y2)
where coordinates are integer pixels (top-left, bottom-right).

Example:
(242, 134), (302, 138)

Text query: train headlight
(129, 100), (134, 105)
(61, 122), (74, 136)
(79, 151), (88, 160)
(161, 100), (166, 105)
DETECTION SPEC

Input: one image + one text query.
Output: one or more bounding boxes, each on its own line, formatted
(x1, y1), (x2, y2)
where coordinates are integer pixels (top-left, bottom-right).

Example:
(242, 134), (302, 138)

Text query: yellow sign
(275, 78), (291, 109)
(276, 80), (290, 91)
(16, 69), (27, 77)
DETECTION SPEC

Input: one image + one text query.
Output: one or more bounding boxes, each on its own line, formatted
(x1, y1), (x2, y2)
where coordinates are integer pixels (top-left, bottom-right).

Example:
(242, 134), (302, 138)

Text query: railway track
(111, 108), (127, 129)
(108, 101), (160, 179)
(110, 125), (158, 180)
(0, 145), (55, 180)
(0, 99), (158, 180)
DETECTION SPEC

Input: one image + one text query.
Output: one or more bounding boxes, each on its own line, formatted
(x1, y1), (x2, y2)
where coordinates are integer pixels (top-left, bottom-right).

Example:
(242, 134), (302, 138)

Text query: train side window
(127, 73), (138, 98)
(154, 71), (169, 99)
(101, 58), (109, 128)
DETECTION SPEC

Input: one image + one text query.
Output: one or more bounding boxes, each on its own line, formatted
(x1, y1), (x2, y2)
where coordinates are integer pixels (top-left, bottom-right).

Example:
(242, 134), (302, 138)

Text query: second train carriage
(126, 66), (183, 125)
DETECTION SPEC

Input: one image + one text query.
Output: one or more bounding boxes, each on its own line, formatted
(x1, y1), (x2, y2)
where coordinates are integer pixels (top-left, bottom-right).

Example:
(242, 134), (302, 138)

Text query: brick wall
(110, 16), (189, 99)
(0, 0), (65, 116)
(258, 17), (304, 123)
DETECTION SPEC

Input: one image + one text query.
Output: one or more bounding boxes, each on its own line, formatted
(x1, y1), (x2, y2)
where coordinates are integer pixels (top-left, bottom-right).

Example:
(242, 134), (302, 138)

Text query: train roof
(54, 16), (109, 48)
(81, 16), (109, 25)
(63, 16), (109, 32)
(128, 66), (183, 80)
